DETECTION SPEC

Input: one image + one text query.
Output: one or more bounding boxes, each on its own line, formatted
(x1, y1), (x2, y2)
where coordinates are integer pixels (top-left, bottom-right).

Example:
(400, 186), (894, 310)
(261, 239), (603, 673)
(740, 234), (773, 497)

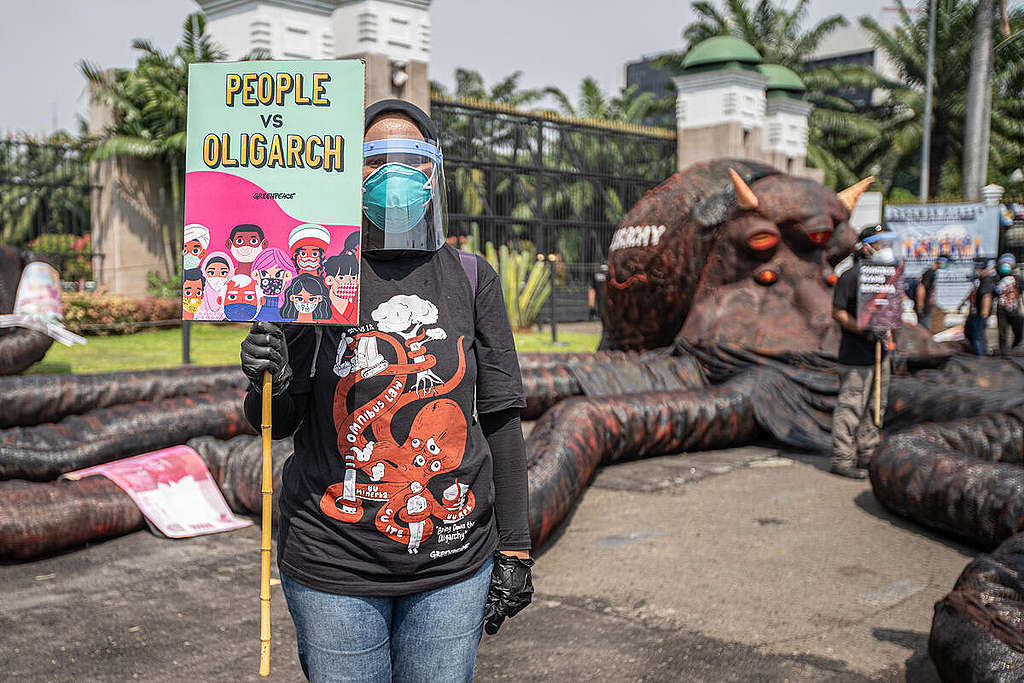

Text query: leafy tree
(0, 129), (90, 245)
(663, 0), (879, 188)
(543, 78), (673, 124)
(430, 69), (547, 108)
(80, 12), (225, 273)
(854, 0), (1024, 198)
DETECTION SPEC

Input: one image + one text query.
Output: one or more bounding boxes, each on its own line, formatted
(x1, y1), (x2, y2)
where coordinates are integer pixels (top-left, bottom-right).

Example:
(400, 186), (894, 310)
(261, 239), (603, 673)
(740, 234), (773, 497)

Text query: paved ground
(2, 446), (974, 682)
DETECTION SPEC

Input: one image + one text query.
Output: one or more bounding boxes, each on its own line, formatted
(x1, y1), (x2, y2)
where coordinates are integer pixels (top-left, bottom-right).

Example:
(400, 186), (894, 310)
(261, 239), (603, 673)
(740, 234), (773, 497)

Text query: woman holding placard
(240, 99), (533, 682)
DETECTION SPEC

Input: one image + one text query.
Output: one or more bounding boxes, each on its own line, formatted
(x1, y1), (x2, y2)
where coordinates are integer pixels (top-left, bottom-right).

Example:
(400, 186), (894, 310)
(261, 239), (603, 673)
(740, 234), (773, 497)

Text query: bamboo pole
(874, 341), (882, 427)
(259, 370), (272, 677)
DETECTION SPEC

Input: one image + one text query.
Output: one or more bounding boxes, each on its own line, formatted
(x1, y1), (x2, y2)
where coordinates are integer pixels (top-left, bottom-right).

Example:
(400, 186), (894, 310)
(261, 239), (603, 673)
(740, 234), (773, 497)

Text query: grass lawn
(29, 325), (598, 374)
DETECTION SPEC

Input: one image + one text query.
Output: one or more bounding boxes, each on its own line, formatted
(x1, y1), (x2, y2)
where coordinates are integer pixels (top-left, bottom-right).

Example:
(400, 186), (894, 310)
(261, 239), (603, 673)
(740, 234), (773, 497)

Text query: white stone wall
(202, 2), (336, 59)
(673, 71), (767, 132)
(332, 0), (430, 62)
(763, 98), (812, 160)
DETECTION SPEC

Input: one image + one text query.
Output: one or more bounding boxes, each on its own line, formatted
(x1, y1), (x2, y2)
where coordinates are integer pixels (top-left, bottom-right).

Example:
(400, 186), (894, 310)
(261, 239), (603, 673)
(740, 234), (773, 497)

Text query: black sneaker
(831, 465), (868, 479)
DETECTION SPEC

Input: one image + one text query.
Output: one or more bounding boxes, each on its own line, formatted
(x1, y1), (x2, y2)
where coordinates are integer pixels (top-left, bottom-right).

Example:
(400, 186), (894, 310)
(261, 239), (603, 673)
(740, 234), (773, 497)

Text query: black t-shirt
(972, 274), (996, 316)
(277, 245), (525, 596)
(833, 262), (888, 366)
(919, 268), (937, 313)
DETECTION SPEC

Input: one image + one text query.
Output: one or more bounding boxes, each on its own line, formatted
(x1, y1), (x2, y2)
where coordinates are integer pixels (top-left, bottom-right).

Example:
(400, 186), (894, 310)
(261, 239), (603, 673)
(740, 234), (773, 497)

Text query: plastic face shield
(862, 230), (904, 263)
(361, 138), (448, 252)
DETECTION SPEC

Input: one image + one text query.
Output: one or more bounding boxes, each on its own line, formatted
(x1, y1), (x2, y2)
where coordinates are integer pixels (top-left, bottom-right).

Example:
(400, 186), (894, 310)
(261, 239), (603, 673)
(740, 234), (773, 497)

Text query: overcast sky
(0, 0), (962, 135)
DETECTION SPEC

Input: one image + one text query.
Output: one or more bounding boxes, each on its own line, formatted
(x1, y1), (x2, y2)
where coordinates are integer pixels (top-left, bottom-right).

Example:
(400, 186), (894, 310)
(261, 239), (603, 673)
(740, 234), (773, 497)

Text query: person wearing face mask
(288, 224), (331, 276)
(220, 274), (265, 322)
(238, 99), (532, 682)
(279, 273), (332, 323)
(251, 248), (297, 322)
(323, 251), (359, 323)
(225, 224), (266, 276)
(829, 224), (900, 478)
(194, 252), (235, 321)
(181, 269), (205, 320)
(994, 253), (1024, 354)
(915, 253), (949, 332)
(183, 224), (210, 270)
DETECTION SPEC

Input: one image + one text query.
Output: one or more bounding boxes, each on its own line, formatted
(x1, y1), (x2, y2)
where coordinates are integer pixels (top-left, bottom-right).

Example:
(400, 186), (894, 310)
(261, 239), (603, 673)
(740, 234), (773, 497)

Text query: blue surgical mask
(999, 263), (1012, 275)
(224, 303), (258, 321)
(362, 163), (432, 233)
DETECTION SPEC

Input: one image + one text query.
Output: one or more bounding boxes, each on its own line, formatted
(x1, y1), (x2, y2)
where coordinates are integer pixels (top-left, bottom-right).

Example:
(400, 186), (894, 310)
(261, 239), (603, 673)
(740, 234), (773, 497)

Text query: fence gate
(0, 139), (97, 283)
(431, 98), (676, 322)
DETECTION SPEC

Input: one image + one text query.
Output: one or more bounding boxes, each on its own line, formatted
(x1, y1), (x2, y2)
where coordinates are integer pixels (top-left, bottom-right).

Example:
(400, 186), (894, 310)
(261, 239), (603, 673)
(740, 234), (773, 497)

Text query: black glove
(483, 553), (534, 635)
(241, 321), (292, 395)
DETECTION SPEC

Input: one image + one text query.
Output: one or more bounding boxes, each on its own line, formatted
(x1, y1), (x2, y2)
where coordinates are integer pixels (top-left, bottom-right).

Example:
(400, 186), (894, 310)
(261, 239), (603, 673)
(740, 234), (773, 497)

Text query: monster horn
(729, 168), (759, 210)
(838, 176), (875, 211)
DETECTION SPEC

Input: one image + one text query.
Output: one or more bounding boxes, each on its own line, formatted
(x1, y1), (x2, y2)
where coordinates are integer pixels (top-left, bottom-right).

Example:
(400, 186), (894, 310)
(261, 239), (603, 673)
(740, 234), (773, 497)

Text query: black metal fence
(431, 97), (676, 321)
(0, 138), (97, 282)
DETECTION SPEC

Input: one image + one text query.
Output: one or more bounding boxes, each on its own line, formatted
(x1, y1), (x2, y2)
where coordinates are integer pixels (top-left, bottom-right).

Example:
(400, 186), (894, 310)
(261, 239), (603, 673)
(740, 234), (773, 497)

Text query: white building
(195, 0), (432, 109)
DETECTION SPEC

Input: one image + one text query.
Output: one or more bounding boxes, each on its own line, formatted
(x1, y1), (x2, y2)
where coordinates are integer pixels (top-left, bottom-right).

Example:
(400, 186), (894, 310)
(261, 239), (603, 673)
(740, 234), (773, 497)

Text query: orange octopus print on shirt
(319, 294), (473, 554)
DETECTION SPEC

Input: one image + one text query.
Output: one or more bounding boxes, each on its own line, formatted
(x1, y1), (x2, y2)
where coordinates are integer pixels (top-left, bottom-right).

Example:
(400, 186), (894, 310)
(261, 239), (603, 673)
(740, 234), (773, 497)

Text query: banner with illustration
(884, 202), (999, 310)
(183, 60), (365, 325)
(857, 263), (905, 331)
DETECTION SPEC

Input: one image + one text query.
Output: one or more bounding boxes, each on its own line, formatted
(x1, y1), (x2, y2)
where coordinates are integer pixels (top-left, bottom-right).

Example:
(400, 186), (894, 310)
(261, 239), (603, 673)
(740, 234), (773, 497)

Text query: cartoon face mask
(294, 246), (324, 272)
(222, 279), (263, 321)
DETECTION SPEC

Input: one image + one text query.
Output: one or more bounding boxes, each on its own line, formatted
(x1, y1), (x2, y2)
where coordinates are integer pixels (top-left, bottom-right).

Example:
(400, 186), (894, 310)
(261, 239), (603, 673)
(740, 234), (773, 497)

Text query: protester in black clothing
(915, 253), (948, 331)
(239, 100), (532, 682)
(830, 224), (899, 478)
(960, 259), (995, 355)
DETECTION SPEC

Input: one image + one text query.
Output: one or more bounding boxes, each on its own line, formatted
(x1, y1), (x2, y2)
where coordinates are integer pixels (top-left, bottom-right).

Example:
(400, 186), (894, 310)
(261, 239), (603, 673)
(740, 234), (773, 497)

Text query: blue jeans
(965, 314), (988, 355)
(281, 557), (493, 683)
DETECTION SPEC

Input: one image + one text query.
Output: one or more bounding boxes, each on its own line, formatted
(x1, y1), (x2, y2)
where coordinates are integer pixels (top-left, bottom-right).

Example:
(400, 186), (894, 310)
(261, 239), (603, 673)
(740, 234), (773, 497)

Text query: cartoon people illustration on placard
(289, 224), (330, 276)
(225, 223), (266, 276)
(251, 248), (296, 322)
(281, 273), (332, 322)
(194, 252), (235, 321)
(183, 224), (210, 270)
(181, 268), (205, 320)
(320, 294), (471, 555)
(220, 274), (265, 321)
(323, 252), (359, 323)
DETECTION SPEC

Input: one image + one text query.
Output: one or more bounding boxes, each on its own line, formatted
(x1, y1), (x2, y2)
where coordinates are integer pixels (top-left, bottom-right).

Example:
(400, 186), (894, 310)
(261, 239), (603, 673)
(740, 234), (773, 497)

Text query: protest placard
(857, 263), (906, 331)
(183, 60), (365, 325)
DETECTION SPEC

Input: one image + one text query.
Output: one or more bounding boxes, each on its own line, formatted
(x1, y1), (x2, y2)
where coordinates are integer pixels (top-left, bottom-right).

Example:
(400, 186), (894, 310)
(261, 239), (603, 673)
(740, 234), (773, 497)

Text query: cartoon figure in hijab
(288, 224), (331, 277)
(183, 224), (210, 270)
(219, 274), (265, 321)
(181, 268), (205, 320)
(280, 273), (332, 323)
(250, 248), (296, 322)
(194, 252), (235, 320)
(225, 223), (266, 276)
(323, 252), (359, 323)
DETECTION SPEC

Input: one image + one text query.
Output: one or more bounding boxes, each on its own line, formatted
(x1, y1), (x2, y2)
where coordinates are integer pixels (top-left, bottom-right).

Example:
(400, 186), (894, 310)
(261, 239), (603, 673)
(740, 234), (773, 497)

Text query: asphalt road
(2, 446), (973, 682)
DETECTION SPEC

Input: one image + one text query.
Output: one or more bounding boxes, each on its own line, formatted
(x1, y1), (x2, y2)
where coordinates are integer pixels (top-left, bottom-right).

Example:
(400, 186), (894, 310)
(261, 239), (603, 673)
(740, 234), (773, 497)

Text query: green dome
(758, 64), (806, 94)
(682, 36), (763, 70)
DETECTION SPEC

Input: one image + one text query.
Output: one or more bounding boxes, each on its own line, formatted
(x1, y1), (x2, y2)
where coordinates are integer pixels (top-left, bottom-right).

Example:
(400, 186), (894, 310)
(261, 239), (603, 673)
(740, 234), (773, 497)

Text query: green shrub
(27, 233), (93, 281)
(61, 292), (180, 335)
(146, 270), (182, 297)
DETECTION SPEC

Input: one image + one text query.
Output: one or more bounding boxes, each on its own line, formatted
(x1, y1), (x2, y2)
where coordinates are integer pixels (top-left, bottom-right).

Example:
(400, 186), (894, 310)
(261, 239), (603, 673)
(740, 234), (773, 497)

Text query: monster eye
(429, 460), (441, 472)
(747, 233), (779, 251)
(807, 230), (833, 245)
(413, 454), (425, 467)
(754, 269), (778, 285)
(411, 438), (421, 448)
(426, 438), (440, 455)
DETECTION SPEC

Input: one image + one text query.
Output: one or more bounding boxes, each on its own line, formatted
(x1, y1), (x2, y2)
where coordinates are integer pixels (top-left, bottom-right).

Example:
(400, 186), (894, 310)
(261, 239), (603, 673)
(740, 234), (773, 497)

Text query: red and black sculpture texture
(2, 160), (1023, 679)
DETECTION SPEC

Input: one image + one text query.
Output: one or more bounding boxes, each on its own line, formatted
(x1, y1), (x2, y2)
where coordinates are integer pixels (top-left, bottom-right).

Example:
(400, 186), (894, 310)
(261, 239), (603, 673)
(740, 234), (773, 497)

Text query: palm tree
(430, 69), (547, 108)
(663, 0), (879, 188)
(80, 12), (226, 273)
(855, 0), (1024, 199)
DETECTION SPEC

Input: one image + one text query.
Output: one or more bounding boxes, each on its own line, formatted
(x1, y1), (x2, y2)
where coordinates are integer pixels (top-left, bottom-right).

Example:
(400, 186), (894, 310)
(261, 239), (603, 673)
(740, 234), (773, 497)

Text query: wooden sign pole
(874, 340), (882, 427)
(259, 370), (273, 677)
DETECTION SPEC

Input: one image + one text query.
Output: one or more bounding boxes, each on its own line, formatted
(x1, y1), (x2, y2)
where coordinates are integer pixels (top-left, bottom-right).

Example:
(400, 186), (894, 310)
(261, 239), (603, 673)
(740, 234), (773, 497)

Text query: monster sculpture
(600, 159), (938, 356)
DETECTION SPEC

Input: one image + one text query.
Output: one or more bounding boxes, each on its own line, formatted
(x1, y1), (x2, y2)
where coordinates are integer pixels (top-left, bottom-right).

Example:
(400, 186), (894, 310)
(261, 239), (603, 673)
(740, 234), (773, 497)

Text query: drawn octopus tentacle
(383, 335), (467, 420)
(334, 331), (410, 452)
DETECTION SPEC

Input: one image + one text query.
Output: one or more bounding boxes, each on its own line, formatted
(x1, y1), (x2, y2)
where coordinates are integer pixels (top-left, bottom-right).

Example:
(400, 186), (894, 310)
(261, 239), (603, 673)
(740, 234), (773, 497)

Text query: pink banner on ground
(63, 446), (252, 538)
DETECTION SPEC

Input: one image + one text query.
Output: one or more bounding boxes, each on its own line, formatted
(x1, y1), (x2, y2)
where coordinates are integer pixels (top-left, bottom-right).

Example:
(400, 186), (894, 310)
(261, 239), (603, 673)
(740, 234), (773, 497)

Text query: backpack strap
(457, 249), (478, 298)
